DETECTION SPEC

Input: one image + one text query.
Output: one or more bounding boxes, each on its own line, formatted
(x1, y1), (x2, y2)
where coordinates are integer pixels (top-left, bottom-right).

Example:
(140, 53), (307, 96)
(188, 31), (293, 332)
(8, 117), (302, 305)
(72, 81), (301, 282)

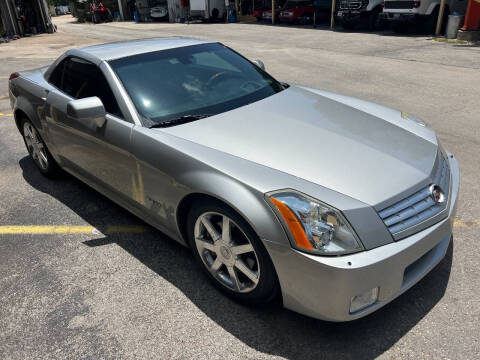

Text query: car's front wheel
(22, 119), (60, 177)
(187, 200), (279, 305)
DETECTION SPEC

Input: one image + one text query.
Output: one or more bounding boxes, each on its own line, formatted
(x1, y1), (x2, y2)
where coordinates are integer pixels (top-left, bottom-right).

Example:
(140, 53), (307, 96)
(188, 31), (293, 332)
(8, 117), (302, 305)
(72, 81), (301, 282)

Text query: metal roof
(73, 37), (214, 61)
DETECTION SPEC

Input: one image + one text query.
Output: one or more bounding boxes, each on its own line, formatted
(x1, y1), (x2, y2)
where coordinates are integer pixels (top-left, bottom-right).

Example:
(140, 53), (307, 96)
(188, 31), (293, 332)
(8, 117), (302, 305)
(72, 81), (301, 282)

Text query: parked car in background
(254, 8), (265, 21)
(150, 1), (169, 21)
(262, 7), (282, 21)
(313, 0), (332, 21)
(279, 0), (315, 23)
(336, 0), (384, 30)
(55, 6), (71, 15)
(382, 0), (468, 33)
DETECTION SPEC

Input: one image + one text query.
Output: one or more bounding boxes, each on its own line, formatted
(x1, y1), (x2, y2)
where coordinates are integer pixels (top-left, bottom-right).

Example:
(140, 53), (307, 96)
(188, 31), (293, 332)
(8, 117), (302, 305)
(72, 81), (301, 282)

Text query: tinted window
(49, 59), (66, 89)
(109, 43), (284, 126)
(50, 57), (122, 118)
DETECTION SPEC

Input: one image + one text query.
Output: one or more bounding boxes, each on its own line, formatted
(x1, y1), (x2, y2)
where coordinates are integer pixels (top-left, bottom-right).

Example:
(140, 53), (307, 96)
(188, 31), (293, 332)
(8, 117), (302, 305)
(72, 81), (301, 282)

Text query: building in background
(0, 0), (54, 38)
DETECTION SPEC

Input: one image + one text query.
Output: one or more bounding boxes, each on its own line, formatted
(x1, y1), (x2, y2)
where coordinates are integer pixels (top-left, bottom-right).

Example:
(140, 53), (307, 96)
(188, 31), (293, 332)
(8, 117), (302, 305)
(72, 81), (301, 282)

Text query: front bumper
(380, 12), (422, 23)
(337, 9), (367, 21)
(264, 152), (459, 322)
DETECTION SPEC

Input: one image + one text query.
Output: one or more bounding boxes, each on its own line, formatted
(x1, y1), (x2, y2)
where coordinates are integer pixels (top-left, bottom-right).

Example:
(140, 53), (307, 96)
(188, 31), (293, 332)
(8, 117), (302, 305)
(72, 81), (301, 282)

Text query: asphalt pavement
(0, 15), (479, 359)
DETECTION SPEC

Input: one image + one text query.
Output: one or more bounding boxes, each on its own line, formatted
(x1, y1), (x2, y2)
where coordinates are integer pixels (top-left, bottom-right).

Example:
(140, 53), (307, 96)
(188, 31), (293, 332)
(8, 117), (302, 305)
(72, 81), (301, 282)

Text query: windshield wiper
(149, 114), (213, 128)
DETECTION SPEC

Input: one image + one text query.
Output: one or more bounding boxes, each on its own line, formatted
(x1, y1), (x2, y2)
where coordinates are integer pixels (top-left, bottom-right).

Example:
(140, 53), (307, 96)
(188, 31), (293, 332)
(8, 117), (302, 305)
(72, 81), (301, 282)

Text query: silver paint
(9, 38), (460, 321)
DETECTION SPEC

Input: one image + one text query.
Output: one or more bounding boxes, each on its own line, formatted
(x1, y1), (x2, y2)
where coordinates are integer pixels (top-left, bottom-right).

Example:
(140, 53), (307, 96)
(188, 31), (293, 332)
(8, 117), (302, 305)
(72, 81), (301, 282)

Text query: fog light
(350, 287), (379, 313)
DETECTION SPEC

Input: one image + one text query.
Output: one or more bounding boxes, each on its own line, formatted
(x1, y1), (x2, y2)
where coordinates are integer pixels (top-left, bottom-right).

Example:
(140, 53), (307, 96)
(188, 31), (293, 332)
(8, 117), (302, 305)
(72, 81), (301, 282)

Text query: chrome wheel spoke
(24, 136), (33, 148)
(195, 236), (216, 252)
(201, 216), (220, 242)
(210, 257), (223, 272)
(31, 148), (39, 160)
(227, 266), (241, 291)
(231, 243), (254, 256)
(221, 216), (231, 243)
(26, 125), (34, 140)
(38, 151), (48, 168)
(235, 260), (258, 285)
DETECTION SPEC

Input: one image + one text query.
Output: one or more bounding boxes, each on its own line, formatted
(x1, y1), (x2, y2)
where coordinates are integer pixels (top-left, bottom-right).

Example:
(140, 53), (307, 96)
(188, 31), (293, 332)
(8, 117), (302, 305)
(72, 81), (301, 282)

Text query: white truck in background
(189, 0), (226, 21)
(336, 0), (385, 30)
(382, 0), (468, 33)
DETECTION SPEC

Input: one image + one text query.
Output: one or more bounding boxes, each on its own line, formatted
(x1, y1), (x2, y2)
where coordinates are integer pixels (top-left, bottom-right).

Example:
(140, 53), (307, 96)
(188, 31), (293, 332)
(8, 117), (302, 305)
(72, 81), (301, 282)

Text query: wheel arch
(14, 108), (30, 132)
(177, 190), (283, 304)
(176, 191), (271, 249)
(13, 96), (39, 132)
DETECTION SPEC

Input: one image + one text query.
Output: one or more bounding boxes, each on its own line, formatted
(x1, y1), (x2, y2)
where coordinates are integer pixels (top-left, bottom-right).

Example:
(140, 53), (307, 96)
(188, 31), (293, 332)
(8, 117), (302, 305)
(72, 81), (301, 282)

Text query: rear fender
(14, 95), (42, 132)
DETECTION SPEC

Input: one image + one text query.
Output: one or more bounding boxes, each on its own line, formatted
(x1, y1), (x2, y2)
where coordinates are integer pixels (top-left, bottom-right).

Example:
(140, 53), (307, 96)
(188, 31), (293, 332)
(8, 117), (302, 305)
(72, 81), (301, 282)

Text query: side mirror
(252, 59), (266, 71)
(67, 96), (106, 128)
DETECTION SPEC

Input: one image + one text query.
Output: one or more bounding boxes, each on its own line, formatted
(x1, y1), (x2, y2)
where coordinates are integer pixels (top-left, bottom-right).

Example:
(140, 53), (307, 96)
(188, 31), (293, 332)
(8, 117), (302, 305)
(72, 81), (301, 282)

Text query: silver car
(8, 38), (459, 321)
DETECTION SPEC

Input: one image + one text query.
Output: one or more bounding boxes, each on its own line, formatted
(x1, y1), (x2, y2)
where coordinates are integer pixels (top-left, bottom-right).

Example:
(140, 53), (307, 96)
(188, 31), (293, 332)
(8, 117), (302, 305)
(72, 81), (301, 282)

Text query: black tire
(21, 118), (61, 178)
(424, 7), (448, 35)
(368, 7), (384, 31)
(394, 22), (409, 33)
(186, 199), (280, 306)
(342, 20), (355, 30)
(211, 8), (219, 21)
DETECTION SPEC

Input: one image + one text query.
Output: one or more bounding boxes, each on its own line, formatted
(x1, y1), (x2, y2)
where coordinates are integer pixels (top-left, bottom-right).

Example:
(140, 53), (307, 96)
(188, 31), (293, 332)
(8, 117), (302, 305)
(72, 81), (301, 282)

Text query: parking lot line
(0, 113), (13, 117)
(0, 221), (476, 235)
(0, 225), (151, 234)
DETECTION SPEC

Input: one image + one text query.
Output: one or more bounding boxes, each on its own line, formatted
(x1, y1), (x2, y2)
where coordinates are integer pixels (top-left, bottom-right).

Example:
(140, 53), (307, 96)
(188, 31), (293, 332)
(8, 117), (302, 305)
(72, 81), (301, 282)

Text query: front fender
(176, 171), (289, 248)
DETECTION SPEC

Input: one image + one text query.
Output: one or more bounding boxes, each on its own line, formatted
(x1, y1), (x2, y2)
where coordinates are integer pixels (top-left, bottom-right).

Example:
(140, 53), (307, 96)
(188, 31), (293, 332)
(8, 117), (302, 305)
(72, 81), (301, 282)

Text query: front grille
(340, 1), (361, 9)
(378, 152), (450, 237)
(384, 1), (415, 9)
(339, 0), (366, 10)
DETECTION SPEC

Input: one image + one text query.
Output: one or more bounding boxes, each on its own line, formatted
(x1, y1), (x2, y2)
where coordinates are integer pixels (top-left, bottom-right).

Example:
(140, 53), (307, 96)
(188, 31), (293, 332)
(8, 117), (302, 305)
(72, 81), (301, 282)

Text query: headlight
(401, 112), (427, 127)
(267, 191), (364, 256)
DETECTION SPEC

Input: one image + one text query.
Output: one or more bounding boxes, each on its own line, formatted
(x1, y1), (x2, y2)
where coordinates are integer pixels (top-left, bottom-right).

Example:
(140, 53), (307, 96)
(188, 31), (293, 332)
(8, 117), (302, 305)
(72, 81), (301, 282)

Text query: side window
(76, 66), (123, 118)
(51, 57), (122, 118)
(49, 59), (67, 89)
(62, 57), (91, 99)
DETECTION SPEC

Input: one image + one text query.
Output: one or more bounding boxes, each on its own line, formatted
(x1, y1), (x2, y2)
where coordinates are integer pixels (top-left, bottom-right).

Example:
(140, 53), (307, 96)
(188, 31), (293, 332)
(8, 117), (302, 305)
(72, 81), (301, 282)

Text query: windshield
(109, 43), (284, 126)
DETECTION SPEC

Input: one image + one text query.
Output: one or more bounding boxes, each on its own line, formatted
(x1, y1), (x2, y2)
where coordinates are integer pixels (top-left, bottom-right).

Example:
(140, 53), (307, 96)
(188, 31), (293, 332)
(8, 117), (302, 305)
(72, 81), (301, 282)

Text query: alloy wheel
(194, 212), (260, 293)
(23, 122), (48, 170)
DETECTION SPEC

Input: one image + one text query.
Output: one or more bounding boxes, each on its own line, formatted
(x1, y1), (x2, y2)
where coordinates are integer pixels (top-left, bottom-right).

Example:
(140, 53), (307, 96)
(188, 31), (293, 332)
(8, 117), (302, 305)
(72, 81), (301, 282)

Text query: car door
(45, 56), (137, 203)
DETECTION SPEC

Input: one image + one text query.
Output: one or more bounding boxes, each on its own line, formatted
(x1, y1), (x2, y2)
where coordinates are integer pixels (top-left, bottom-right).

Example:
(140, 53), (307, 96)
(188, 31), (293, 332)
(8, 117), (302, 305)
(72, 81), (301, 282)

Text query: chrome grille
(339, 0), (364, 10)
(384, 1), (415, 9)
(379, 152), (450, 238)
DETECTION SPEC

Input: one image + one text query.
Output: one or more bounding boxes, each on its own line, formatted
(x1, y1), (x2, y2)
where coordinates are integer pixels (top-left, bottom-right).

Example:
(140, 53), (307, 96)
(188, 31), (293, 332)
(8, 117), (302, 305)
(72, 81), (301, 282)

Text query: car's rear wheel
(187, 200), (279, 305)
(22, 119), (60, 177)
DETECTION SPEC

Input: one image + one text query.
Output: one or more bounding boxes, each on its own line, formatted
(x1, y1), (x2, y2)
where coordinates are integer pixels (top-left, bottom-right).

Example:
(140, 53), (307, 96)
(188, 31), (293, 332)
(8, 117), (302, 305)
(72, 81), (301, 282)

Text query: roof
(74, 37), (214, 62)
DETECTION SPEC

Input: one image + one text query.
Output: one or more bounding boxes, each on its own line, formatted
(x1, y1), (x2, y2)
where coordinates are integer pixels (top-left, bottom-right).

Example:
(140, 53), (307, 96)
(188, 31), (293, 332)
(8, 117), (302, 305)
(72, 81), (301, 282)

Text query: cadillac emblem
(429, 184), (445, 204)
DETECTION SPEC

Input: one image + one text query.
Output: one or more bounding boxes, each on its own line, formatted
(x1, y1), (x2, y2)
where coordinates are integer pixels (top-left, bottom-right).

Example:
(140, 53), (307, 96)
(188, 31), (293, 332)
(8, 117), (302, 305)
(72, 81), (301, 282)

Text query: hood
(160, 86), (438, 207)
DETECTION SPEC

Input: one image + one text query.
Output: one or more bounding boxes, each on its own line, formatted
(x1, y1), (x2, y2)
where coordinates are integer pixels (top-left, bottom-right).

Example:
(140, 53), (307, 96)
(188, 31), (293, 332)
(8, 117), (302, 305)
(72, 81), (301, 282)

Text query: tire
(211, 8), (219, 21)
(368, 7), (383, 31)
(342, 20), (355, 30)
(394, 22), (409, 33)
(424, 7), (448, 35)
(21, 118), (61, 178)
(187, 199), (280, 306)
